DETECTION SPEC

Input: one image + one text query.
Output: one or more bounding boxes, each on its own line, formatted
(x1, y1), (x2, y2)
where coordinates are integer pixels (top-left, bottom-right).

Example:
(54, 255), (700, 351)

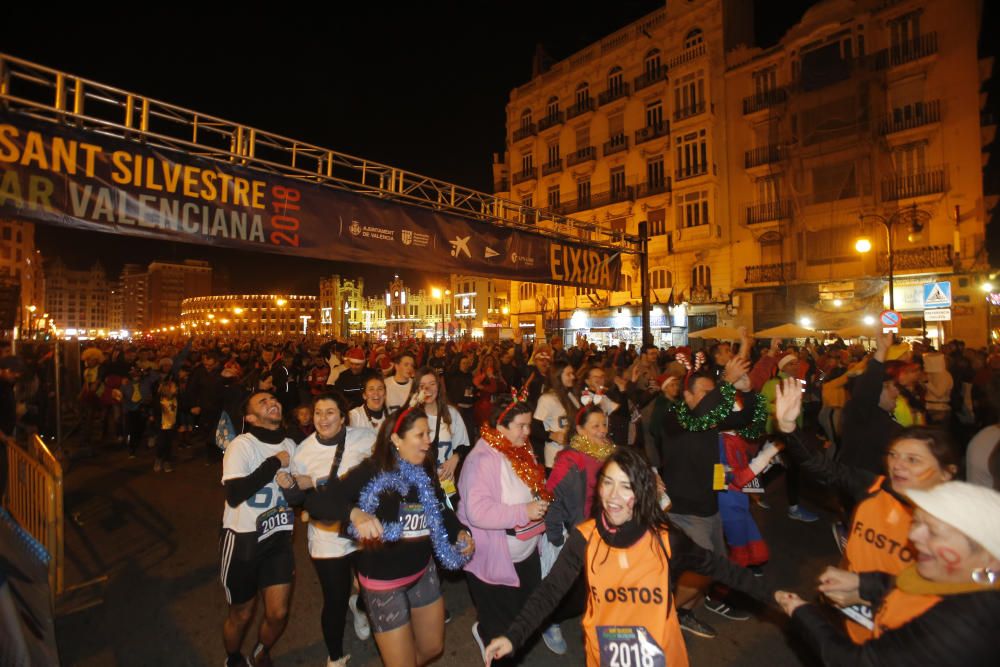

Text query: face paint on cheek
(936, 546), (962, 574)
(915, 467), (938, 482)
(625, 497), (635, 511)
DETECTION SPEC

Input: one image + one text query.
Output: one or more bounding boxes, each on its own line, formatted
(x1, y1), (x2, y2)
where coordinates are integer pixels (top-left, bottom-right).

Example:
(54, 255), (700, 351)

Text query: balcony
(634, 64), (669, 91)
(742, 88), (788, 115)
(877, 244), (953, 273)
(675, 162), (711, 182)
(566, 97), (596, 119)
(603, 134), (629, 157)
(513, 123), (537, 142)
(879, 100), (941, 135)
(636, 178), (672, 198)
(874, 33), (938, 70)
(668, 42), (706, 68)
(599, 83), (630, 107)
(673, 100), (707, 122)
(512, 167), (537, 186)
(744, 145), (785, 169)
(541, 159), (562, 176)
(538, 111), (564, 132)
(745, 200), (791, 225)
(881, 167), (947, 200)
(689, 287), (714, 304)
(567, 145), (597, 166)
(746, 262), (796, 284)
(635, 121), (669, 145)
(590, 187), (634, 208)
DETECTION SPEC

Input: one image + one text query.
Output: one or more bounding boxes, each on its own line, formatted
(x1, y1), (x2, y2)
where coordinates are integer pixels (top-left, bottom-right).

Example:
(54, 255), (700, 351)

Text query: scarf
(596, 511), (647, 549)
(569, 433), (615, 461)
(480, 426), (553, 501)
(247, 424), (287, 444)
(317, 428), (348, 479)
(896, 564), (1000, 596)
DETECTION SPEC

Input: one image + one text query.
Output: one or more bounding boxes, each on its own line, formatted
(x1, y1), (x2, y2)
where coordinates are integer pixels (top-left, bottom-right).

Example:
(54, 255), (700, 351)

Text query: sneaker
(163, 462), (174, 473)
(542, 624), (568, 655)
(128, 453), (137, 460)
(444, 608), (452, 624)
(471, 622), (486, 662)
(678, 610), (717, 638)
(750, 565), (764, 578)
(787, 505), (819, 523)
(348, 594), (370, 640)
(752, 496), (770, 510)
(831, 521), (849, 554)
(251, 643), (272, 667)
(703, 596), (751, 621)
(326, 656), (350, 667)
(224, 655), (250, 667)
(153, 459), (162, 473)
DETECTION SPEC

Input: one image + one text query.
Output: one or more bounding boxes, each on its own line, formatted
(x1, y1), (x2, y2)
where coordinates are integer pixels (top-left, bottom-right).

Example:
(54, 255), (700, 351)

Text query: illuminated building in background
(181, 294), (318, 336)
(0, 219), (45, 332)
(44, 257), (111, 334)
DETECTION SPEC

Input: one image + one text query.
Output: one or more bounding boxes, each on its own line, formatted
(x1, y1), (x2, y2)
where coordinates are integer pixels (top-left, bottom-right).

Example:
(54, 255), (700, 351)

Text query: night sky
(5, 1), (822, 295)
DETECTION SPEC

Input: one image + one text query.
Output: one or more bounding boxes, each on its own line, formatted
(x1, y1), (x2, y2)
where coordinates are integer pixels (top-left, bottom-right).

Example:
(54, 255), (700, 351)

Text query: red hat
(345, 348), (366, 363)
(378, 355), (394, 373)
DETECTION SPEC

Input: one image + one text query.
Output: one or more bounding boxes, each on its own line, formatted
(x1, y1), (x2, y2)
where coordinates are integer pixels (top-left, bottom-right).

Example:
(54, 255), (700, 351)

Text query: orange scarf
(480, 426), (553, 501)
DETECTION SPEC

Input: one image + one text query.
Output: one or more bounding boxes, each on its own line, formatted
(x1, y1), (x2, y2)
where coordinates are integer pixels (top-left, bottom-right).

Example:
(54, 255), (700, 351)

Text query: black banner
(0, 111), (621, 289)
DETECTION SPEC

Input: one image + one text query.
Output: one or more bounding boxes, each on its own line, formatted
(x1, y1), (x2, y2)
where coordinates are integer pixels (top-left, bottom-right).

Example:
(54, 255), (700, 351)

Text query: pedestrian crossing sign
(923, 282), (951, 309)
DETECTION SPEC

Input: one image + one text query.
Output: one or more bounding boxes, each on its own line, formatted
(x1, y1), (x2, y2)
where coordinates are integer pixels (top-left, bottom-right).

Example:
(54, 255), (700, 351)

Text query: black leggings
(312, 555), (354, 661)
(467, 550), (542, 665)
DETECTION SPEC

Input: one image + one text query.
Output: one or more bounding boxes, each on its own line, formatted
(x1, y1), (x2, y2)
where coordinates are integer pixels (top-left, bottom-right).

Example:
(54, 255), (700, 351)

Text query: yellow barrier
(3, 434), (64, 597)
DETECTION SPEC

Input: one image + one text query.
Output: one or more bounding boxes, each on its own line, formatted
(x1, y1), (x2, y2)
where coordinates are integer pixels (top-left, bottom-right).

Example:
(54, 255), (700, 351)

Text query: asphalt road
(54, 442), (838, 666)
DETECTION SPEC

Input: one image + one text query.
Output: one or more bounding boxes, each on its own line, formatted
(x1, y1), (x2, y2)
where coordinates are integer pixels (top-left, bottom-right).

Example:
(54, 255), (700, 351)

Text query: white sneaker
(326, 655), (349, 667)
(471, 621), (486, 662)
(348, 594), (370, 640)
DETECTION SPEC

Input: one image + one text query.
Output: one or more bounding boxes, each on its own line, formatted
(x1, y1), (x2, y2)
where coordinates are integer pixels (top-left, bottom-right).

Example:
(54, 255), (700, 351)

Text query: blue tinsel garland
(349, 458), (471, 570)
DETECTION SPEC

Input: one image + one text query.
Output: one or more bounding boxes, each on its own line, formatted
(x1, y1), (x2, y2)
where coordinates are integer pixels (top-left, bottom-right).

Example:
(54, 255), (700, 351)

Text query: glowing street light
(276, 298), (287, 307)
(854, 237), (872, 253)
(800, 317), (813, 328)
(863, 315), (876, 326)
(832, 299), (843, 307)
(233, 307), (244, 315)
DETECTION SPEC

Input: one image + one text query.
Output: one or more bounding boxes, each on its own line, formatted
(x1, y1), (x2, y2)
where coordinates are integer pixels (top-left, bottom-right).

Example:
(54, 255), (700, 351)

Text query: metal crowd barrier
(3, 434), (64, 598)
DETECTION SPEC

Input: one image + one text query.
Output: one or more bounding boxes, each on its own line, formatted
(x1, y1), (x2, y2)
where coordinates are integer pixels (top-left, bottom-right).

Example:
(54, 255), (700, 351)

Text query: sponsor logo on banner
(511, 252), (536, 267)
(350, 221), (362, 237)
(449, 235), (471, 258)
(401, 230), (412, 245)
(549, 242), (618, 290)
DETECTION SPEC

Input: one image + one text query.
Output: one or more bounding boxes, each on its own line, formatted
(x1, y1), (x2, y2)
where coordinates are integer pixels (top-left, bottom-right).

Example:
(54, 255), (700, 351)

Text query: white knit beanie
(905, 482), (1000, 560)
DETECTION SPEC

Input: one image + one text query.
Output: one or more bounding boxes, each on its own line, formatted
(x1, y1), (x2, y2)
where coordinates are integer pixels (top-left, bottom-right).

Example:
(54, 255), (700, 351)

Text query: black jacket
(792, 572), (1000, 666)
(838, 359), (902, 475)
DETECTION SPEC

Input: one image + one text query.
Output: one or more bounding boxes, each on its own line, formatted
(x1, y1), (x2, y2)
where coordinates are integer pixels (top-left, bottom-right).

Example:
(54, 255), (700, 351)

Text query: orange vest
(872, 587), (940, 638)
(579, 519), (687, 667)
(842, 477), (916, 643)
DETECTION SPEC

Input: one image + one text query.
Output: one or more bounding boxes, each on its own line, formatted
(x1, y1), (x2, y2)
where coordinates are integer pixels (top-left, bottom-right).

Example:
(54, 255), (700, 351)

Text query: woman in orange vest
(775, 377), (958, 643)
(776, 481), (1000, 665)
(482, 447), (771, 667)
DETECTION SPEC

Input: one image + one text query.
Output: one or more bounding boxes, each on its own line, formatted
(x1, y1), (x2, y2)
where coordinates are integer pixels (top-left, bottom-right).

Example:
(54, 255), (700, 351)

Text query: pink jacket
(457, 439), (531, 587)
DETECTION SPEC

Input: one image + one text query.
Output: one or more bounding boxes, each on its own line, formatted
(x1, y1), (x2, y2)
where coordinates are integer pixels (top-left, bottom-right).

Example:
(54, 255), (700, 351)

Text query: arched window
(519, 108), (533, 129)
(649, 269), (673, 291)
(546, 96), (560, 118)
(644, 49), (662, 76)
(692, 264), (711, 288)
(623, 273), (633, 293)
(684, 28), (704, 49)
(608, 66), (624, 95)
(575, 82), (590, 106)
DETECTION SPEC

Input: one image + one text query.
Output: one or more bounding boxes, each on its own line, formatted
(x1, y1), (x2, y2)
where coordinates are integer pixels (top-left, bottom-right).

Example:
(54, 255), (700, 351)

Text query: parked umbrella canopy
(687, 325), (743, 340)
(753, 323), (818, 339)
(836, 325), (924, 338)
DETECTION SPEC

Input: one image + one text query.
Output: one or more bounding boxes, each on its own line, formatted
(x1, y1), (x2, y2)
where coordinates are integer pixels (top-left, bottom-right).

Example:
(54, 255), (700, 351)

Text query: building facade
(499, 0), (753, 347)
(44, 257), (111, 335)
(180, 294), (319, 336)
(725, 0), (990, 344)
(499, 0), (992, 346)
(0, 219), (45, 333)
(450, 275), (510, 339)
(147, 260), (213, 329)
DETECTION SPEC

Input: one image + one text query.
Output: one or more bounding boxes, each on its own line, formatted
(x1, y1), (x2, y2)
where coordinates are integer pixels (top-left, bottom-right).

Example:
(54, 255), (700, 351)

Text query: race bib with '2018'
(255, 505), (294, 542)
(597, 626), (666, 667)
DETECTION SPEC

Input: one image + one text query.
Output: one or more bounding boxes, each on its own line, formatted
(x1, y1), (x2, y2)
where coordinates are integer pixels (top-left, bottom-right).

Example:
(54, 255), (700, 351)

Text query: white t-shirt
(499, 453), (542, 562)
(385, 377), (413, 413)
(534, 392), (579, 468)
(348, 405), (387, 433)
(426, 405), (470, 465)
(221, 432), (297, 534)
(290, 427), (377, 558)
(966, 424), (1000, 489)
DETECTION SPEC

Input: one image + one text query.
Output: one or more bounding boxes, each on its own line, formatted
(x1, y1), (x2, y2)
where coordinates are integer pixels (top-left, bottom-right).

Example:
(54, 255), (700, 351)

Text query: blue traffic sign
(923, 281), (951, 309)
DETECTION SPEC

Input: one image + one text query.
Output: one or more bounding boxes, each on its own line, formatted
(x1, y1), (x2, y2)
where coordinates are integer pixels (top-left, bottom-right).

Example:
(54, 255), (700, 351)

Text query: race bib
(839, 603), (875, 630)
(597, 626), (666, 667)
(400, 502), (429, 539)
(256, 505), (294, 542)
(712, 464), (726, 491)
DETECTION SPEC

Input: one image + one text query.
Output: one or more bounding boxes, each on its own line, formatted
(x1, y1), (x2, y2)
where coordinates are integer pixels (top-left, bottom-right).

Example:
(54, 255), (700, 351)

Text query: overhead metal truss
(0, 52), (641, 255)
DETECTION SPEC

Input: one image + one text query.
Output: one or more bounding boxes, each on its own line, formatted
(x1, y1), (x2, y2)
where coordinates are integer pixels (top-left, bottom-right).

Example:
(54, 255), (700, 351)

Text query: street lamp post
(855, 205), (926, 312)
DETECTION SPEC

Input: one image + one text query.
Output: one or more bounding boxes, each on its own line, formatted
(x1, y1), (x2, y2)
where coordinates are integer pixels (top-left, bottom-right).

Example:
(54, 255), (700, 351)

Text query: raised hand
(774, 377), (802, 433)
(722, 357), (750, 385)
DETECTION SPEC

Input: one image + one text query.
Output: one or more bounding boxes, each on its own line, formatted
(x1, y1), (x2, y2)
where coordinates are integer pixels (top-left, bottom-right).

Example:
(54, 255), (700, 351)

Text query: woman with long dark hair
(484, 447), (770, 666)
(532, 361), (579, 470)
(302, 403), (474, 667)
(408, 366), (470, 499)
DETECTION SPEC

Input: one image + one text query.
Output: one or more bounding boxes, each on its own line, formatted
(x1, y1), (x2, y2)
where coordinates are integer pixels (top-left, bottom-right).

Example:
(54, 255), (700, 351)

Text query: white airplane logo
(450, 235), (472, 259)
